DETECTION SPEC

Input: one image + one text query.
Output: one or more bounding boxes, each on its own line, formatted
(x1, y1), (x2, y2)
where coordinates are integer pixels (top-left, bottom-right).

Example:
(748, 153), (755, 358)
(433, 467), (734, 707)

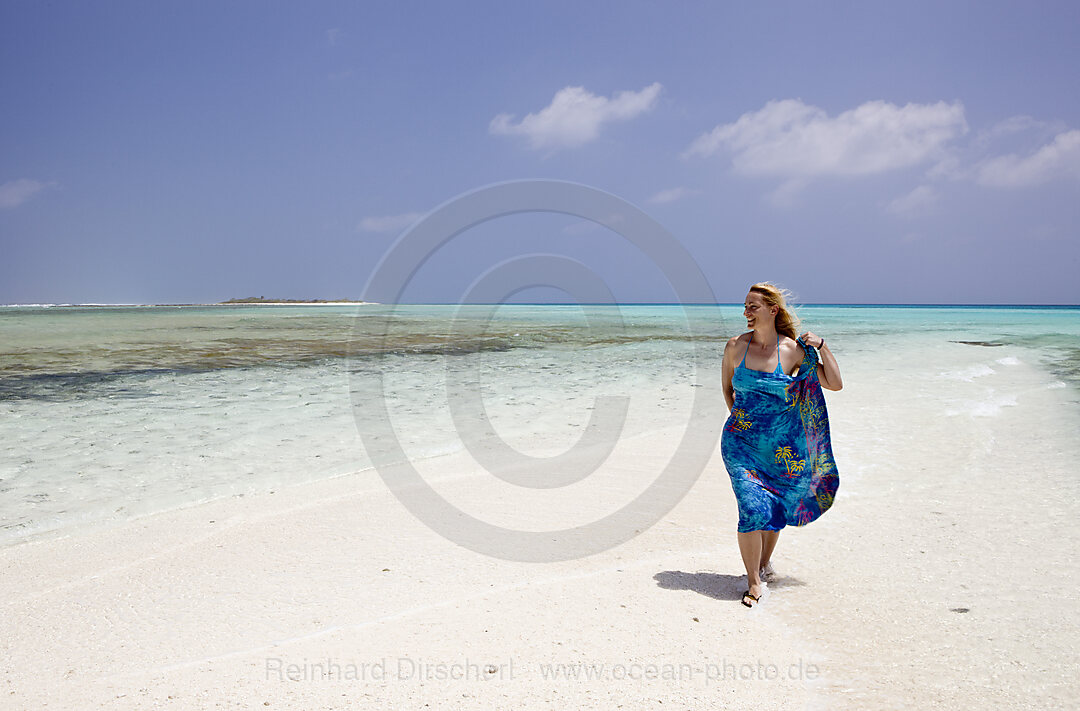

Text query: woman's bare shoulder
(780, 335), (806, 365)
(779, 334), (801, 347)
(725, 332), (750, 350)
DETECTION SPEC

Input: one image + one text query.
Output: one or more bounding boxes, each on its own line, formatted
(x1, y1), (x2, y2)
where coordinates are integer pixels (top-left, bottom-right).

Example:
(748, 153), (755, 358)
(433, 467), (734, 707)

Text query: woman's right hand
(800, 331), (825, 349)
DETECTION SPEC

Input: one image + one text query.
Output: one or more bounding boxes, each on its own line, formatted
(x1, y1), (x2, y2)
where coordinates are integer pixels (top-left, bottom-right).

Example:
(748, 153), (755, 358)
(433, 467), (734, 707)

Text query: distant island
(219, 297), (372, 304)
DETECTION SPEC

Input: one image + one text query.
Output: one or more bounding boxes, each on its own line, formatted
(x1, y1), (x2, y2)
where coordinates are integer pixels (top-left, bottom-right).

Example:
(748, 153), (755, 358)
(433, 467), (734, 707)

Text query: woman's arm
(722, 335), (740, 411)
(801, 331), (843, 391)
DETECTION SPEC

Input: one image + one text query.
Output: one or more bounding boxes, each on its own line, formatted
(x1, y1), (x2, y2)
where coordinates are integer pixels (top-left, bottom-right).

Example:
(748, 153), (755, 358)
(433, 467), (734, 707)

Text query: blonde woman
(721, 283), (843, 608)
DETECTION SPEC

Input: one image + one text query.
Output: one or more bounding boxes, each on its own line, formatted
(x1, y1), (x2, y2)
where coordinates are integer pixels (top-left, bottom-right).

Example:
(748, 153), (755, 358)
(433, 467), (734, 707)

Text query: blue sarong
(721, 336), (839, 532)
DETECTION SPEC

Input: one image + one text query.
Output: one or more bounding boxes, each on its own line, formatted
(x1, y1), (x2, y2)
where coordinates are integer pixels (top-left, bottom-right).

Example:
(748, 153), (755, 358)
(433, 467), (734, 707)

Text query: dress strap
(739, 337), (751, 367)
(774, 335), (784, 374)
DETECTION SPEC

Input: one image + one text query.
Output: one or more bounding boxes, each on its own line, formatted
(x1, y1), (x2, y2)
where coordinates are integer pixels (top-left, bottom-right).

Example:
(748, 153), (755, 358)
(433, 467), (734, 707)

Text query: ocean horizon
(4, 302), (1080, 307)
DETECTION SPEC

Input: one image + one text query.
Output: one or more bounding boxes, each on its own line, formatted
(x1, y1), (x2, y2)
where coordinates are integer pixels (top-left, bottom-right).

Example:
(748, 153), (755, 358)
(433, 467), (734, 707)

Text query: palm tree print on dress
(774, 445), (807, 476)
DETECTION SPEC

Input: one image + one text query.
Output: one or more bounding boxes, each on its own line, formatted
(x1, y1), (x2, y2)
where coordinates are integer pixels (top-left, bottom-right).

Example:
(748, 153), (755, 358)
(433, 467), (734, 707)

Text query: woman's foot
(759, 561), (776, 582)
(741, 581), (765, 608)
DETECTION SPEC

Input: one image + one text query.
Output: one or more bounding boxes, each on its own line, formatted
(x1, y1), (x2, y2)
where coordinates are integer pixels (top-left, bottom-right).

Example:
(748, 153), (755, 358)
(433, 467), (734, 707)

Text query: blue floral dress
(722, 336), (839, 532)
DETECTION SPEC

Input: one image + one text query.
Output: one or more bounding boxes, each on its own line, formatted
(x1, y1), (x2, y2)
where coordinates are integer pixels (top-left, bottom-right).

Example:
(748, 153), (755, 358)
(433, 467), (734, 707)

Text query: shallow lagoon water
(2, 303), (1077, 545)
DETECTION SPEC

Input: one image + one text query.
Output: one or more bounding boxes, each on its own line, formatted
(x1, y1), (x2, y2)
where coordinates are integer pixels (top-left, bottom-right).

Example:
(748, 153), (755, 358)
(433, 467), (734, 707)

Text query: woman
(721, 283), (843, 608)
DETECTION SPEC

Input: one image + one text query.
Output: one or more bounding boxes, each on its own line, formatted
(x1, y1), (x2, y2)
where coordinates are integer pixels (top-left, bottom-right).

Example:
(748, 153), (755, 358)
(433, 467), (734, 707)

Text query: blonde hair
(748, 282), (800, 341)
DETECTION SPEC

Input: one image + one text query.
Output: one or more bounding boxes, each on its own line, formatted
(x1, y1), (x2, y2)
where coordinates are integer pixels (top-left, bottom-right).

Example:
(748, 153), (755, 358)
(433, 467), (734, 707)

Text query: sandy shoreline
(4, 355), (1079, 709)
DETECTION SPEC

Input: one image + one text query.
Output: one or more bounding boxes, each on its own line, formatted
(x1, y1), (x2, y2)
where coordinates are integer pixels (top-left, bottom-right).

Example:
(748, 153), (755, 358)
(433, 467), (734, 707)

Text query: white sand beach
(4, 344), (1078, 710)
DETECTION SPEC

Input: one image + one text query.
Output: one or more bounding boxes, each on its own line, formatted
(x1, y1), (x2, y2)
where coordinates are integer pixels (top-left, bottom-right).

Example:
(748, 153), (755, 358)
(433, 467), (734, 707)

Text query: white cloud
(686, 99), (968, 178)
(929, 114), (1064, 181)
(0, 178), (53, 209)
(647, 186), (699, 204)
(490, 83), (662, 150)
(887, 185), (938, 217)
(974, 115), (1052, 146)
(357, 212), (424, 233)
(976, 129), (1080, 188)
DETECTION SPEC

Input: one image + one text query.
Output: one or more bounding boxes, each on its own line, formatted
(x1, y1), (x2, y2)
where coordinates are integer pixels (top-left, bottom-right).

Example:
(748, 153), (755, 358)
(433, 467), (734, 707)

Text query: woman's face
(744, 291), (777, 330)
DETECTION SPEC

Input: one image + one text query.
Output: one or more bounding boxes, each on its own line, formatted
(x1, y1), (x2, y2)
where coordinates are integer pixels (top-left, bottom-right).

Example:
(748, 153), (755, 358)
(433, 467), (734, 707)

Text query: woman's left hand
(800, 331), (825, 349)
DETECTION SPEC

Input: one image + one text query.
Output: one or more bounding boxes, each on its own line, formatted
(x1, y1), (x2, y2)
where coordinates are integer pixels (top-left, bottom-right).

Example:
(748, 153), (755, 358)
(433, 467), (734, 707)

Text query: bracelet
(818, 338), (826, 350)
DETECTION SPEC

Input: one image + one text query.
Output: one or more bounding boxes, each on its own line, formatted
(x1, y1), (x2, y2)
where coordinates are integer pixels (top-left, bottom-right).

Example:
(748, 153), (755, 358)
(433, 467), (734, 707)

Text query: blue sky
(2, 1), (1078, 305)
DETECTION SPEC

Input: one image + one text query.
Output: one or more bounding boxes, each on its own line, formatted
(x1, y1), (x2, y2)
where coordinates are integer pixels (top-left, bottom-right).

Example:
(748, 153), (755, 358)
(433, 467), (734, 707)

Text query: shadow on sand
(654, 570), (807, 601)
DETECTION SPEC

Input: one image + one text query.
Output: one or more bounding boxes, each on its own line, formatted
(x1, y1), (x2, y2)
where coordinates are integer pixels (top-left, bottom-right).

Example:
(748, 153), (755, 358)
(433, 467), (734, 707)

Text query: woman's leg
(760, 530), (780, 578)
(737, 531), (764, 604)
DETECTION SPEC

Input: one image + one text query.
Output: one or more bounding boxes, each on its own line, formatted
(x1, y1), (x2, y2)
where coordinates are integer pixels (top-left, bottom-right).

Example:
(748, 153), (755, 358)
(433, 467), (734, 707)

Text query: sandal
(741, 590), (760, 608)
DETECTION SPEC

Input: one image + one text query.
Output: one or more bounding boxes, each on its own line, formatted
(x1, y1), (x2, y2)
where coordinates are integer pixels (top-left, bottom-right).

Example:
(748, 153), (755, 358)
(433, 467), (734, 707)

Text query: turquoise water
(4, 304), (1079, 396)
(1, 303), (1078, 545)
